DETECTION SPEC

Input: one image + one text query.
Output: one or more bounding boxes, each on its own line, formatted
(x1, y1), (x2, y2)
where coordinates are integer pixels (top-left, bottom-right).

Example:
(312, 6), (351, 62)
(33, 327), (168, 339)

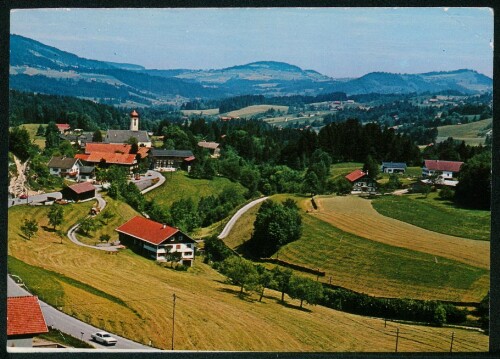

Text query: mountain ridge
(9, 34), (492, 106)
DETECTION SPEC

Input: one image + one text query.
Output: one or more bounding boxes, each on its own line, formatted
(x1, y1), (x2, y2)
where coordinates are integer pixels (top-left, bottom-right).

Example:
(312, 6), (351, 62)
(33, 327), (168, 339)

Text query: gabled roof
(151, 149), (194, 158)
(198, 141), (220, 150)
(85, 142), (149, 158)
(79, 166), (95, 174)
(105, 130), (150, 144)
(47, 156), (80, 169)
(7, 296), (48, 337)
(345, 169), (368, 182)
(68, 182), (96, 194)
(75, 152), (136, 165)
(115, 216), (191, 246)
(382, 162), (407, 168)
(56, 123), (71, 131)
(424, 160), (464, 173)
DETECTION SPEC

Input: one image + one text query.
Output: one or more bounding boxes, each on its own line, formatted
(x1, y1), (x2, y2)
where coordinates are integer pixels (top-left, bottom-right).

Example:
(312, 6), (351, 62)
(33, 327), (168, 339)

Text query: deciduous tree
(20, 218), (38, 240)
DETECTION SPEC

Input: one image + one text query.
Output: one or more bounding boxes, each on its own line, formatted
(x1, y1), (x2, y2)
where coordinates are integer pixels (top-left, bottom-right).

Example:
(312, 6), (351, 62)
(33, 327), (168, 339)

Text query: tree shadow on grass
(42, 225), (57, 233)
(277, 300), (312, 313)
(217, 287), (255, 302)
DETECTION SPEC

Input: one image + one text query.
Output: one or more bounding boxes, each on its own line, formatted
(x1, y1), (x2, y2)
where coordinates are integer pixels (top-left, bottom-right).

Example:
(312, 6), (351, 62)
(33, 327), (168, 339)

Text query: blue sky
(10, 7), (494, 78)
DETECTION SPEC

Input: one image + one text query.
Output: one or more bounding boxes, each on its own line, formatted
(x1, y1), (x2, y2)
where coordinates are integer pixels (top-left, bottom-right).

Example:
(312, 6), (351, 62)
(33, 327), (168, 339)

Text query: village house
(7, 296), (48, 348)
(381, 162), (407, 174)
(104, 110), (152, 147)
(56, 123), (71, 134)
(197, 141), (220, 158)
(62, 182), (96, 201)
(150, 149), (195, 171)
(47, 156), (83, 181)
(75, 148), (138, 172)
(115, 216), (197, 266)
(345, 169), (377, 194)
(422, 160), (463, 179)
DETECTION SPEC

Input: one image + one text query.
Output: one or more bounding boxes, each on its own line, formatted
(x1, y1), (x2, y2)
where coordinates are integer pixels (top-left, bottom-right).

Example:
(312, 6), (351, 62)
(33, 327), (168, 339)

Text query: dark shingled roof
(47, 156), (80, 169)
(105, 130), (150, 144)
(151, 149), (194, 158)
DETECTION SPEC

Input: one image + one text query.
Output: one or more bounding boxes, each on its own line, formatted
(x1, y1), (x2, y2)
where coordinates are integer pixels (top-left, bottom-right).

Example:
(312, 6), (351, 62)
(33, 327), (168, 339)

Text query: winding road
(217, 196), (269, 239)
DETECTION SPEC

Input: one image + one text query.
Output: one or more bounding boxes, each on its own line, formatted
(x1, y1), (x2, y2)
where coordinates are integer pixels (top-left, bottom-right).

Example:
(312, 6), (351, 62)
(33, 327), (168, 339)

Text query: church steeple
(130, 110), (139, 131)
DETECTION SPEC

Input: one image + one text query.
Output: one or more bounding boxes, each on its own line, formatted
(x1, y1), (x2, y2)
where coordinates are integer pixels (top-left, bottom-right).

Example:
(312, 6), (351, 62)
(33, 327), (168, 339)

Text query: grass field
(19, 123), (46, 149)
(437, 118), (492, 145)
(8, 202), (488, 351)
(226, 105), (289, 118)
(311, 196), (489, 270)
(372, 193), (490, 241)
(144, 171), (247, 208)
(222, 195), (488, 302)
(181, 108), (219, 116)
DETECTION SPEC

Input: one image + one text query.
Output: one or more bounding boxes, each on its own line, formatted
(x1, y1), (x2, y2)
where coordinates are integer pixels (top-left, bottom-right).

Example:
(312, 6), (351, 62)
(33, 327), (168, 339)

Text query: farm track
(311, 196), (489, 270)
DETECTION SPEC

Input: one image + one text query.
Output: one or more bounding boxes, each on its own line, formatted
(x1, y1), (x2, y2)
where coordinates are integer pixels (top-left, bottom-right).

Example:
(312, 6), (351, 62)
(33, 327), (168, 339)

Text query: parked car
(91, 331), (117, 346)
(19, 194), (28, 199)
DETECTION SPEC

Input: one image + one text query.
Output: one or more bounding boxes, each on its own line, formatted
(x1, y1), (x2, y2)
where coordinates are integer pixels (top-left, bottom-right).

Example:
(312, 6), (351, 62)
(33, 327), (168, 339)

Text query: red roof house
(56, 123), (71, 133)
(7, 296), (48, 347)
(116, 216), (197, 266)
(423, 160), (464, 179)
(345, 169), (377, 193)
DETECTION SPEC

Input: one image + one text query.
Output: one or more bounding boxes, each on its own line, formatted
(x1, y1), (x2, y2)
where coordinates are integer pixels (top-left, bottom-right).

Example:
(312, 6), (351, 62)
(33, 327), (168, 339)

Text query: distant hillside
(9, 34), (493, 105)
(437, 118), (492, 146)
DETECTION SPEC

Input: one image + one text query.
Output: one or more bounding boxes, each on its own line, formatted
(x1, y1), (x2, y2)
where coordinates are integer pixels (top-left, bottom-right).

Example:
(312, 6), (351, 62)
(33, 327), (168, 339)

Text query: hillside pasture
(8, 203), (488, 351)
(371, 193), (490, 241)
(436, 118), (492, 145)
(19, 123), (46, 149)
(311, 196), (489, 270)
(143, 171), (247, 208)
(226, 105), (288, 118)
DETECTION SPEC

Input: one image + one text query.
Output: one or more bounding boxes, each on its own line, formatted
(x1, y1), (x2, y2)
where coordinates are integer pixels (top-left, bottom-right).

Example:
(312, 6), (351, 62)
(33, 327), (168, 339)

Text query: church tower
(130, 110), (139, 131)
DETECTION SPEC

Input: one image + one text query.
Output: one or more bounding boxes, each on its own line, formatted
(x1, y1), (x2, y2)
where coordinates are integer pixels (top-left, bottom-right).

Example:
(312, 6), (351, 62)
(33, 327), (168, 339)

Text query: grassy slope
(437, 118), (492, 145)
(8, 202), (488, 351)
(222, 195), (488, 302)
(144, 171), (247, 208)
(371, 193), (490, 241)
(20, 123), (46, 149)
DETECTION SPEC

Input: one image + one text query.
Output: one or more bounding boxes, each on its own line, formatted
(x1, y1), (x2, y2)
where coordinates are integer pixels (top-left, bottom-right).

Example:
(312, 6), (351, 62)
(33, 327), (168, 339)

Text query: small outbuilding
(7, 295), (48, 348)
(63, 182), (96, 201)
(381, 162), (407, 174)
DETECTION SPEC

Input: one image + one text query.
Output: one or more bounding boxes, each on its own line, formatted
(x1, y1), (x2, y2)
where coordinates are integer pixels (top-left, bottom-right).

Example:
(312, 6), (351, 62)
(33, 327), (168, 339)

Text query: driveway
(7, 276), (157, 350)
(218, 197), (269, 239)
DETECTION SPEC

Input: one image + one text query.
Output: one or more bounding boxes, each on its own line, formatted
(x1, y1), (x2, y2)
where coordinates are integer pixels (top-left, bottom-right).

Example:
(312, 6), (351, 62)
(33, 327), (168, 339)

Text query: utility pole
(395, 328), (399, 352)
(450, 332), (455, 353)
(171, 293), (176, 350)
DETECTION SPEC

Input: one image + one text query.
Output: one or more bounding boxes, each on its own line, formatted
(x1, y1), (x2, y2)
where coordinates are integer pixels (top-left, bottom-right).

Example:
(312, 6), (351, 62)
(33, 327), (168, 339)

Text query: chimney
(162, 224), (166, 229)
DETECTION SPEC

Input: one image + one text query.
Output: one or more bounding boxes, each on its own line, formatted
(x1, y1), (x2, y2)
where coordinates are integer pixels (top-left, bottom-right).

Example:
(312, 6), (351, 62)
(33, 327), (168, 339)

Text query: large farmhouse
(47, 156), (83, 181)
(115, 216), (197, 266)
(7, 296), (48, 348)
(150, 149), (195, 171)
(345, 169), (377, 194)
(422, 160), (463, 179)
(381, 162), (407, 174)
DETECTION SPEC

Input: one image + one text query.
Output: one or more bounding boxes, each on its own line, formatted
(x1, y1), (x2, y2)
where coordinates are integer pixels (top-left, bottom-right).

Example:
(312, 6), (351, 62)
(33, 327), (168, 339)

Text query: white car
(91, 331), (117, 346)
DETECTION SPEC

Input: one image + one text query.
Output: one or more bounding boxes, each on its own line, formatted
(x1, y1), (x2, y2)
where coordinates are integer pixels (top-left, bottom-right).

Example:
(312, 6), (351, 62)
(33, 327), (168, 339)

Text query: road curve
(218, 196), (269, 239)
(7, 276), (157, 350)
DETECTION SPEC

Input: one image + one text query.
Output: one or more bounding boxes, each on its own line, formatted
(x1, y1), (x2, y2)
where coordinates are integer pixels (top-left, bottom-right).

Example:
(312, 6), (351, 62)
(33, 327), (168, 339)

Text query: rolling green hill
(437, 118), (492, 145)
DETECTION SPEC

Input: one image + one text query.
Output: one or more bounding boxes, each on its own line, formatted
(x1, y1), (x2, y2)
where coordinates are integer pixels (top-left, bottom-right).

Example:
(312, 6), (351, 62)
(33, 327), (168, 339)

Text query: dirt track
(310, 196), (489, 270)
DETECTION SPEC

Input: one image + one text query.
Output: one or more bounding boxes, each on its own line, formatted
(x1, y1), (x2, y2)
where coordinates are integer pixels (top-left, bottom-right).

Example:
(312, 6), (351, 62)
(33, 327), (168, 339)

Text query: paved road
(218, 197), (269, 239)
(8, 191), (62, 208)
(134, 170), (165, 194)
(7, 276), (157, 350)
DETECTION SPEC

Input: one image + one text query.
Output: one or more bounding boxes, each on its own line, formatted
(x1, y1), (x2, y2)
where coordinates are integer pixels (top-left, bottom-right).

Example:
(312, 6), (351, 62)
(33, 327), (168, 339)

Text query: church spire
(130, 110), (139, 131)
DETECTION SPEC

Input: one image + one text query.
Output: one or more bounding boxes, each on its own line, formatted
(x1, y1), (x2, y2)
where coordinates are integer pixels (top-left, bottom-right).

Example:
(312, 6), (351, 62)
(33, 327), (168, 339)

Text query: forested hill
(9, 34), (492, 106)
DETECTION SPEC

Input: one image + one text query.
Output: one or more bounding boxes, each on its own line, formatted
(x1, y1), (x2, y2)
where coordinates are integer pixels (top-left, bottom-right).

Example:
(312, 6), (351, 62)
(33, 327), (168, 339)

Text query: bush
(438, 187), (455, 200)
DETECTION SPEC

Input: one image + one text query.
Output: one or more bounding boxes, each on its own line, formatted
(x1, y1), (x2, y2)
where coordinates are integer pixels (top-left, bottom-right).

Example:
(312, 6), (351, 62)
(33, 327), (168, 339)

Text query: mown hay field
(181, 108), (219, 116)
(8, 202), (488, 351)
(226, 105), (288, 118)
(311, 196), (489, 270)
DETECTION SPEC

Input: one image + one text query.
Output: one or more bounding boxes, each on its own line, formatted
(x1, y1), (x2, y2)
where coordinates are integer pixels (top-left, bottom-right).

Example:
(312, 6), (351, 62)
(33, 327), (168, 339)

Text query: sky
(10, 7), (494, 78)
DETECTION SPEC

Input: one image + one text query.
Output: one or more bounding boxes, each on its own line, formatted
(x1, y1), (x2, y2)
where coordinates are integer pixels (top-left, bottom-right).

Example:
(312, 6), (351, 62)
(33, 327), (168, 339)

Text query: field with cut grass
(311, 196), (489, 270)
(372, 193), (490, 241)
(222, 195), (488, 302)
(437, 118), (492, 145)
(181, 108), (219, 116)
(226, 105), (288, 118)
(144, 171), (247, 208)
(8, 202), (488, 351)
